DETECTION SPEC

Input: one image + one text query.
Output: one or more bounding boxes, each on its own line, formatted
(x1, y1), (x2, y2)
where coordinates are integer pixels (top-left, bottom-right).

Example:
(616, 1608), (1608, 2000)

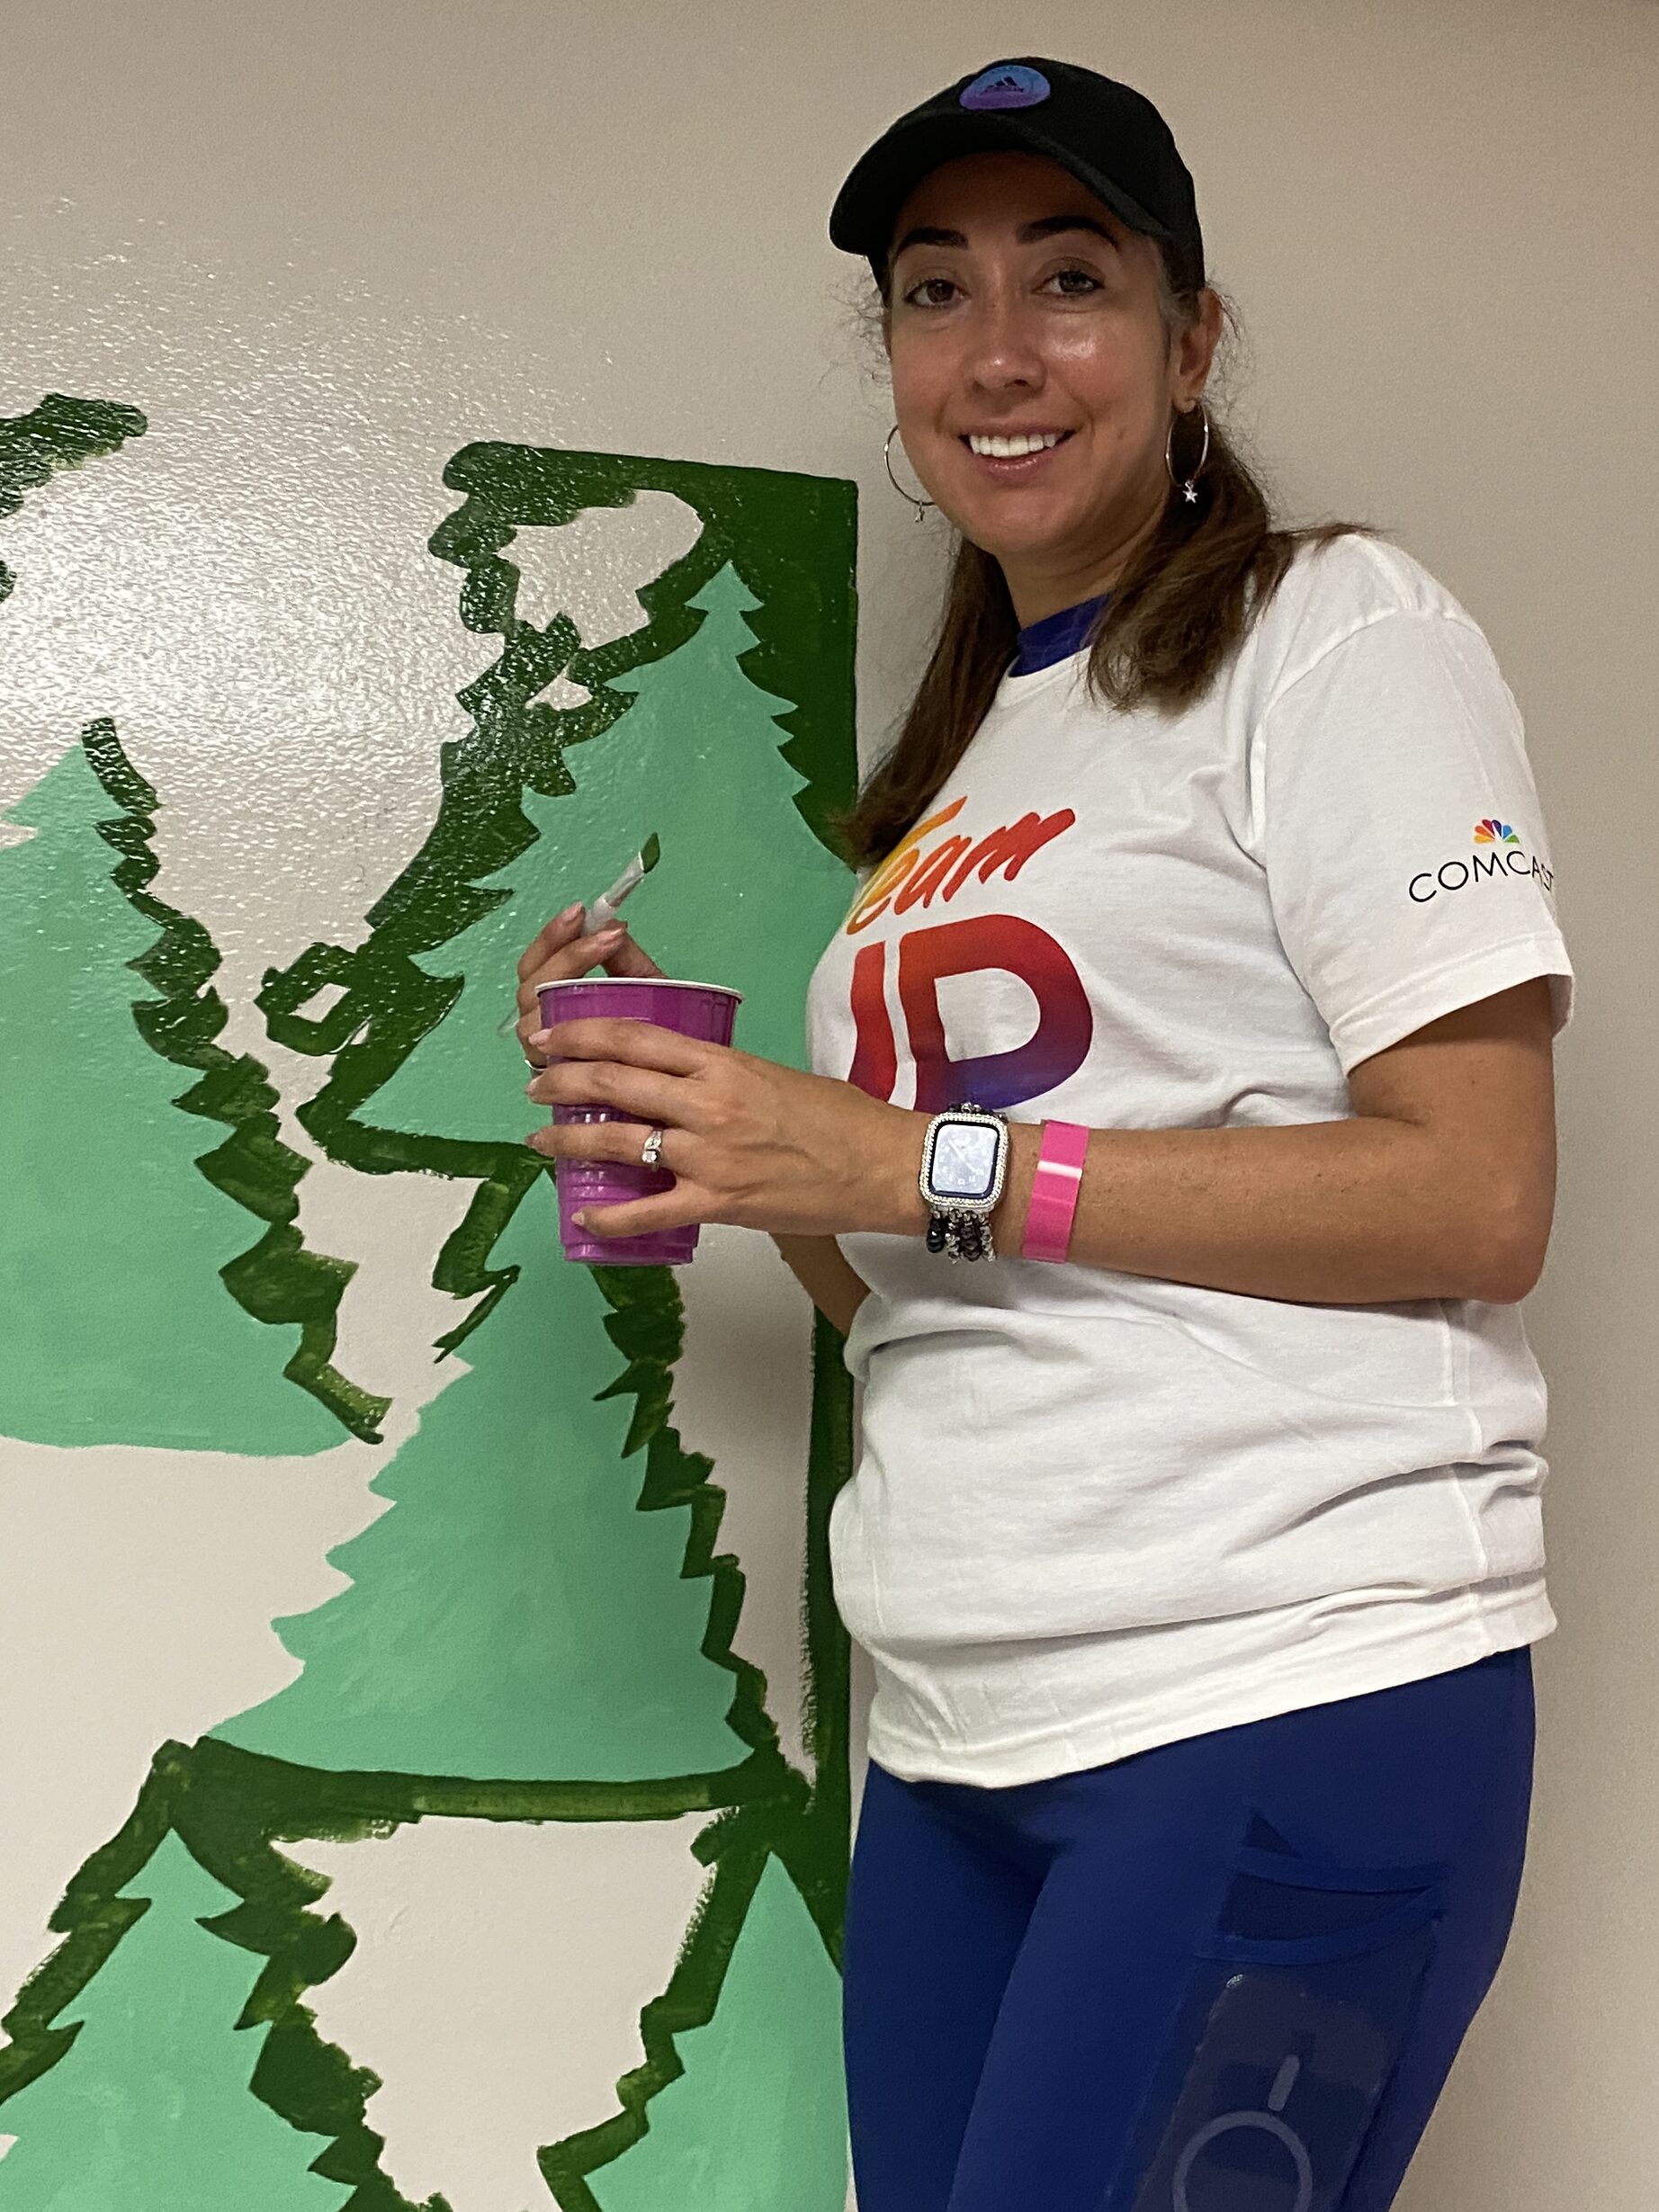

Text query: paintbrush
(499, 833), (664, 1038)
(582, 832), (661, 936)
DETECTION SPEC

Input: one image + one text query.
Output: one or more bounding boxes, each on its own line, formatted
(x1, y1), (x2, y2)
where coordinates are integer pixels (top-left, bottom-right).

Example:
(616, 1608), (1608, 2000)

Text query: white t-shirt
(804, 533), (1575, 1787)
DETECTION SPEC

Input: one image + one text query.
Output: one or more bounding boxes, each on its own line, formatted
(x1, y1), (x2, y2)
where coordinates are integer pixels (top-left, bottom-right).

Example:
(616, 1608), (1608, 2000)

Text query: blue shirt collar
(1009, 590), (1111, 676)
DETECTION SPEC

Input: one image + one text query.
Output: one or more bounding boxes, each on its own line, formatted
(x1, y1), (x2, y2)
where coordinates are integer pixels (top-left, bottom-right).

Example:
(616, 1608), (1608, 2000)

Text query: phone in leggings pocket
(1122, 1901), (1438, 2210)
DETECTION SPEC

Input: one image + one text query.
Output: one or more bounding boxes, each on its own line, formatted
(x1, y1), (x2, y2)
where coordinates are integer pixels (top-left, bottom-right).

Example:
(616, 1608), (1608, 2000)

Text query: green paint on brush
(0, 391), (147, 604)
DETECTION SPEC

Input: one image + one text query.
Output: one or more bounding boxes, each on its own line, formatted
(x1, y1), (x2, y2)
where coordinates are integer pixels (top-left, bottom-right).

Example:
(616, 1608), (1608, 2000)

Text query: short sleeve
(1258, 611), (1574, 1075)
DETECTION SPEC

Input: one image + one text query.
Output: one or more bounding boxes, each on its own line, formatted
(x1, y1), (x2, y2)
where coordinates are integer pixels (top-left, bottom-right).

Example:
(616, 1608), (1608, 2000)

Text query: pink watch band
(1020, 1119), (1091, 1262)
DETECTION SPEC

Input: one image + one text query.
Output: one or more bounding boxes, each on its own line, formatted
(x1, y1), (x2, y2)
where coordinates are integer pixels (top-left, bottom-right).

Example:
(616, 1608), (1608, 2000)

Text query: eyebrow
(888, 213), (1120, 263)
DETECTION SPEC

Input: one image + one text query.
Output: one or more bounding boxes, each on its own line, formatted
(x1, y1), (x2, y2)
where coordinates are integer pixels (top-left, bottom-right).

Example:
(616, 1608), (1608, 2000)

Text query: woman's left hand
(524, 1015), (922, 1241)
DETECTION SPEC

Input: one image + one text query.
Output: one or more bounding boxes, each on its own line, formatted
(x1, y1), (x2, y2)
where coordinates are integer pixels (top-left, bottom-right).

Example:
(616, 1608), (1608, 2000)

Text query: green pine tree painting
(0, 444), (860, 2208)
(0, 1832), (352, 2212)
(580, 1855), (847, 2212)
(0, 743), (344, 1453)
(368, 560), (853, 1146)
(212, 1189), (754, 1782)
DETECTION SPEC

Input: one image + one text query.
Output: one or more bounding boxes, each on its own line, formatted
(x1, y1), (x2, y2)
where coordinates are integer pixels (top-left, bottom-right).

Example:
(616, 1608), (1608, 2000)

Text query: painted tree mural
(0, 392), (147, 604)
(0, 1834), (352, 2212)
(366, 559), (850, 1146)
(0, 728), (380, 1449)
(0, 388), (367, 1449)
(582, 1857), (848, 2212)
(1, 436), (862, 2207)
(214, 1197), (763, 1784)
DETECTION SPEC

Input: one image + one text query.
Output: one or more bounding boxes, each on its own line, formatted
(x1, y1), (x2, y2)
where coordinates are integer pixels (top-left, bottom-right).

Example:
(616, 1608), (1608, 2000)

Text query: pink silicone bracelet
(1020, 1119), (1091, 1262)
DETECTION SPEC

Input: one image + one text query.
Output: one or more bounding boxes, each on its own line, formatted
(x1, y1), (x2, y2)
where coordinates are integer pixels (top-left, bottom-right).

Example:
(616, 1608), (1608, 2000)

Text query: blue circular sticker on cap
(959, 64), (1052, 112)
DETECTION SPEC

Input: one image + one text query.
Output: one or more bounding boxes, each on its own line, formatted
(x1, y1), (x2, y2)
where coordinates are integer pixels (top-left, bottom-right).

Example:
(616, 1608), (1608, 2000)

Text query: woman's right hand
(515, 903), (667, 1067)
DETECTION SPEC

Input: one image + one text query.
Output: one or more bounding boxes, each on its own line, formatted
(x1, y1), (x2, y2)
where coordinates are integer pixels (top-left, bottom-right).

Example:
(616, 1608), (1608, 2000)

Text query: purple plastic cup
(535, 975), (743, 1266)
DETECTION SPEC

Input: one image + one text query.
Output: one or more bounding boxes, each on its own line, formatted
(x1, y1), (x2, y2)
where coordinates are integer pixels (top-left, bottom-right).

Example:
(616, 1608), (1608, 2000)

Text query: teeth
(968, 431), (1066, 457)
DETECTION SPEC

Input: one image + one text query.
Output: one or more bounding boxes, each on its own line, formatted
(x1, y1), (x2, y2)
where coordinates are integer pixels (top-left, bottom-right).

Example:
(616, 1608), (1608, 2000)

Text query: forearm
(770, 1231), (871, 1338)
(868, 1112), (1525, 1306)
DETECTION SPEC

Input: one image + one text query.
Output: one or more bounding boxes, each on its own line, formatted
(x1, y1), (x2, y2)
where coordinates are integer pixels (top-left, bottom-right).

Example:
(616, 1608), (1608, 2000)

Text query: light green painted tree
(0, 744), (342, 1452)
(0, 1834), (352, 2212)
(0, 452), (858, 2207)
(587, 1856), (847, 2212)
(367, 559), (853, 1145)
(212, 1192), (751, 1782)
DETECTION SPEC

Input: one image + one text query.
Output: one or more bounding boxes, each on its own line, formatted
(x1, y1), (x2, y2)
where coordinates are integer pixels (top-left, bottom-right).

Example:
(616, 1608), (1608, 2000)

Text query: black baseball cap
(829, 58), (1205, 296)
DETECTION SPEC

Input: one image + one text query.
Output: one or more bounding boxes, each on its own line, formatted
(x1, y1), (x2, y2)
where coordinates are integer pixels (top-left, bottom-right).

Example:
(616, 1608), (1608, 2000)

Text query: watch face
(930, 1120), (999, 1202)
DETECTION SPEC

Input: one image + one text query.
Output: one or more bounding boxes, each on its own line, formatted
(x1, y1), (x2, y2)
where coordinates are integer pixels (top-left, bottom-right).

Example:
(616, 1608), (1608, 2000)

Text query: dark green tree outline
(0, 1741), (829, 2212)
(3, 389), (379, 1439)
(247, 443), (859, 1912)
(258, 446), (859, 1348)
(0, 446), (861, 2201)
(79, 718), (390, 1443)
(0, 392), (147, 604)
(0, 1301), (855, 2198)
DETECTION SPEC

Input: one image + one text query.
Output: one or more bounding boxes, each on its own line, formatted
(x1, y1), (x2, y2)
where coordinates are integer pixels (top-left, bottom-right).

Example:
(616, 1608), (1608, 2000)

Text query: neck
(998, 480), (1165, 627)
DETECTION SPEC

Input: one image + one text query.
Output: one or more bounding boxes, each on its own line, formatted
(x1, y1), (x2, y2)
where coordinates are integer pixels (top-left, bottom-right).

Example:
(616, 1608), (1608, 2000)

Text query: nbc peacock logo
(1408, 814), (1552, 902)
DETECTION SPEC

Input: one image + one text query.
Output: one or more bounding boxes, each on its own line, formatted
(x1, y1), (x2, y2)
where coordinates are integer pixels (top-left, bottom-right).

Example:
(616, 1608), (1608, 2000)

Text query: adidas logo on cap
(959, 63), (1052, 112)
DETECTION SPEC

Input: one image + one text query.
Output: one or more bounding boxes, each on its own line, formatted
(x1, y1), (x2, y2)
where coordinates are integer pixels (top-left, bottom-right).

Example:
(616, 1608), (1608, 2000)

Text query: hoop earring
(1165, 399), (1211, 506)
(884, 424), (936, 519)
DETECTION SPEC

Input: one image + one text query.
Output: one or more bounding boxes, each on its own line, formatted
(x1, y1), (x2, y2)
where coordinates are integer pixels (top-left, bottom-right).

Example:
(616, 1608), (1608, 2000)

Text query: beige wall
(3, 3), (1655, 2205)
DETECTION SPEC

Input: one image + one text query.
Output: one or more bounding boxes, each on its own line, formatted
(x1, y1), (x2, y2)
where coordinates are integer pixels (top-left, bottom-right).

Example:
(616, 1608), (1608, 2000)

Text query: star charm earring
(1166, 400), (1211, 505)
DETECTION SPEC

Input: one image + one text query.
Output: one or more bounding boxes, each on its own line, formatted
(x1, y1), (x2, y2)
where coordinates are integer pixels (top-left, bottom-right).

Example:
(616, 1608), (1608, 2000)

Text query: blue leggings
(844, 1647), (1535, 2212)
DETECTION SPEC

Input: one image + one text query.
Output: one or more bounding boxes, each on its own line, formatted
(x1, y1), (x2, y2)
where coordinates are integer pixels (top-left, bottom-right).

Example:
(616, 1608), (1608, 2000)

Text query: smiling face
(882, 149), (1222, 625)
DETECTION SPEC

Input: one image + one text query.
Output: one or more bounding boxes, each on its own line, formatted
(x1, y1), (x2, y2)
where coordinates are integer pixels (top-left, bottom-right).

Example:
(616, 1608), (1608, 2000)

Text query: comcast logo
(1408, 813), (1552, 902)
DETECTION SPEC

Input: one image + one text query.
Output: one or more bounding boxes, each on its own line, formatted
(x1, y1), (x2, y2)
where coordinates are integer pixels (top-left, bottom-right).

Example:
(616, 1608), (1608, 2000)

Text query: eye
(899, 264), (1104, 309)
(901, 275), (958, 309)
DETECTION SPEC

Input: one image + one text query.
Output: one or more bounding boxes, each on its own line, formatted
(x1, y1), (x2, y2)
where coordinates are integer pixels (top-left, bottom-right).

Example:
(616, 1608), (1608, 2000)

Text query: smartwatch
(919, 1100), (1009, 1261)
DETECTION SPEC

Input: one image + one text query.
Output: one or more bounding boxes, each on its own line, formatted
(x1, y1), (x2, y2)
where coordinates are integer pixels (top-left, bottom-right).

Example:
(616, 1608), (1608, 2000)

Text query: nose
(958, 286), (1047, 391)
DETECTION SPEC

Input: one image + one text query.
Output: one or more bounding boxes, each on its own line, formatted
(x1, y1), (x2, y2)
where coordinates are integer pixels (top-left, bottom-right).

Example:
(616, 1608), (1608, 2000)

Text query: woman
(516, 57), (1574, 2212)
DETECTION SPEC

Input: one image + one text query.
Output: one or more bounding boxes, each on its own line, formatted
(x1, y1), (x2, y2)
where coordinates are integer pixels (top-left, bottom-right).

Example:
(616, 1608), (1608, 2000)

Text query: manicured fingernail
(572, 1210), (589, 1228)
(557, 901), (583, 923)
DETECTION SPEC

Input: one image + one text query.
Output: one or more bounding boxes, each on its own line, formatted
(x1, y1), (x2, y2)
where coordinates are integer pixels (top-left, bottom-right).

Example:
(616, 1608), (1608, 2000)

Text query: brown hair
(827, 243), (1393, 871)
